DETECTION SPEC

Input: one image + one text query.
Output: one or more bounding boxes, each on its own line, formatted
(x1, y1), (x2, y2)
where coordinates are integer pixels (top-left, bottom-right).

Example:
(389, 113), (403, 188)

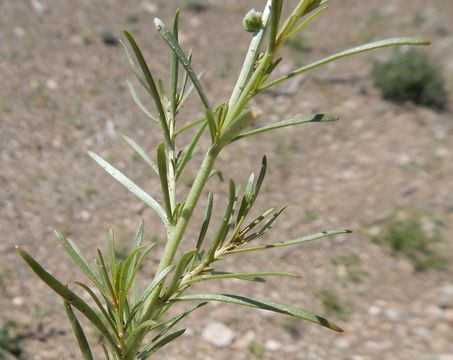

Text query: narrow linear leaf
(196, 192), (214, 250)
(149, 302), (206, 344)
(122, 134), (159, 175)
(154, 18), (211, 110)
(140, 265), (175, 307)
(163, 249), (197, 300)
(234, 114), (338, 141)
(107, 229), (116, 277)
(175, 294), (343, 332)
(16, 247), (118, 348)
(243, 205), (288, 242)
(170, 9), (180, 114)
(75, 281), (119, 337)
(125, 244), (156, 299)
(229, 228), (352, 254)
(137, 329), (185, 359)
(175, 115), (205, 136)
(123, 31), (171, 145)
(188, 271), (301, 284)
(236, 173), (255, 223)
(157, 143), (172, 221)
(64, 301), (94, 360)
(177, 71), (205, 112)
(126, 81), (159, 124)
(282, 5), (328, 41)
(207, 180), (236, 261)
(96, 249), (118, 308)
(260, 37), (430, 92)
(176, 123), (207, 180)
(56, 232), (107, 295)
(88, 151), (169, 227)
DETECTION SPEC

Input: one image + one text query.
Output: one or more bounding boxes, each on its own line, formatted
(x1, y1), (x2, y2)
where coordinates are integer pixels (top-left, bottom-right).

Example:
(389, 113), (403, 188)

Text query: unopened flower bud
(242, 9), (263, 33)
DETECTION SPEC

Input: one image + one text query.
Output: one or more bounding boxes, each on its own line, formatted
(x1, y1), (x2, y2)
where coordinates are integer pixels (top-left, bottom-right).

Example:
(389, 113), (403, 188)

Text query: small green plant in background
(17, 0), (429, 358)
(372, 210), (444, 271)
(315, 289), (351, 321)
(331, 254), (368, 283)
(248, 340), (265, 359)
(0, 321), (26, 359)
(371, 49), (448, 110)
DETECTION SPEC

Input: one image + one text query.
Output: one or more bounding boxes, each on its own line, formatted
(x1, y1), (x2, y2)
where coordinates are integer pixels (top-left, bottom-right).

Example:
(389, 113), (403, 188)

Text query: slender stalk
(125, 145), (219, 359)
(228, 0), (273, 110)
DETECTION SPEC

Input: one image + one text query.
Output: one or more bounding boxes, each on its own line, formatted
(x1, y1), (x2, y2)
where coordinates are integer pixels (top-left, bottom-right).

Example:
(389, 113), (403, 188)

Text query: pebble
(12, 297), (24, 306)
(439, 284), (453, 304)
(202, 322), (236, 347)
(334, 337), (351, 349)
(265, 339), (282, 352)
(368, 306), (381, 316)
(385, 308), (402, 321)
(30, 0), (44, 15)
(141, 2), (158, 14)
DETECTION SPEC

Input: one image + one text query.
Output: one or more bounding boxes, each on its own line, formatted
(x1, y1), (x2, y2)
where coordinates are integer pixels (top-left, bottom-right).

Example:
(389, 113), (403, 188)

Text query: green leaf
(243, 205), (288, 242)
(107, 229), (116, 276)
(177, 70), (205, 112)
(139, 265), (175, 307)
(154, 18), (211, 111)
(176, 123), (207, 180)
(229, 228), (352, 254)
(121, 134), (159, 175)
(175, 294), (343, 332)
(125, 81), (159, 124)
(206, 180), (236, 261)
(234, 114), (338, 141)
(96, 249), (118, 307)
(88, 151), (169, 227)
(125, 244), (156, 305)
(260, 37), (430, 92)
(281, 5), (328, 41)
(147, 303), (206, 344)
(195, 192), (214, 250)
(156, 143), (173, 221)
(123, 31), (171, 146)
(16, 247), (118, 349)
(235, 206), (275, 239)
(64, 301), (94, 360)
(56, 232), (107, 296)
(163, 249), (197, 300)
(137, 329), (185, 359)
(188, 271), (301, 284)
(236, 173), (255, 224)
(74, 281), (118, 336)
(170, 9), (180, 115)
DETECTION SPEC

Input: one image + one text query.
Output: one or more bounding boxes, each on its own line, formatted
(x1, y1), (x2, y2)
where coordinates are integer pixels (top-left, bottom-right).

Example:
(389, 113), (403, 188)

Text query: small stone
(368, 306), (381, 316)
(12, 297), (24, 306)
(334, 337), (350, 349)
(141, 2), (158, 14)
(14, 27), (26, 37)
(385, 308), (402, 321)
(79, 210), (90, 221)
(265, 339), (282, 352)
(30, 0), (44, 15)
(46, 79), (58, 90)
(202, 322), (236, 347)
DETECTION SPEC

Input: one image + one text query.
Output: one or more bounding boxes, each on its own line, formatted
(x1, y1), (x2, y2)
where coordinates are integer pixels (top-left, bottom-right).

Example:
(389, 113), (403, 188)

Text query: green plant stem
(125, 145), (219, 359)
(228, 0), (273, 110)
